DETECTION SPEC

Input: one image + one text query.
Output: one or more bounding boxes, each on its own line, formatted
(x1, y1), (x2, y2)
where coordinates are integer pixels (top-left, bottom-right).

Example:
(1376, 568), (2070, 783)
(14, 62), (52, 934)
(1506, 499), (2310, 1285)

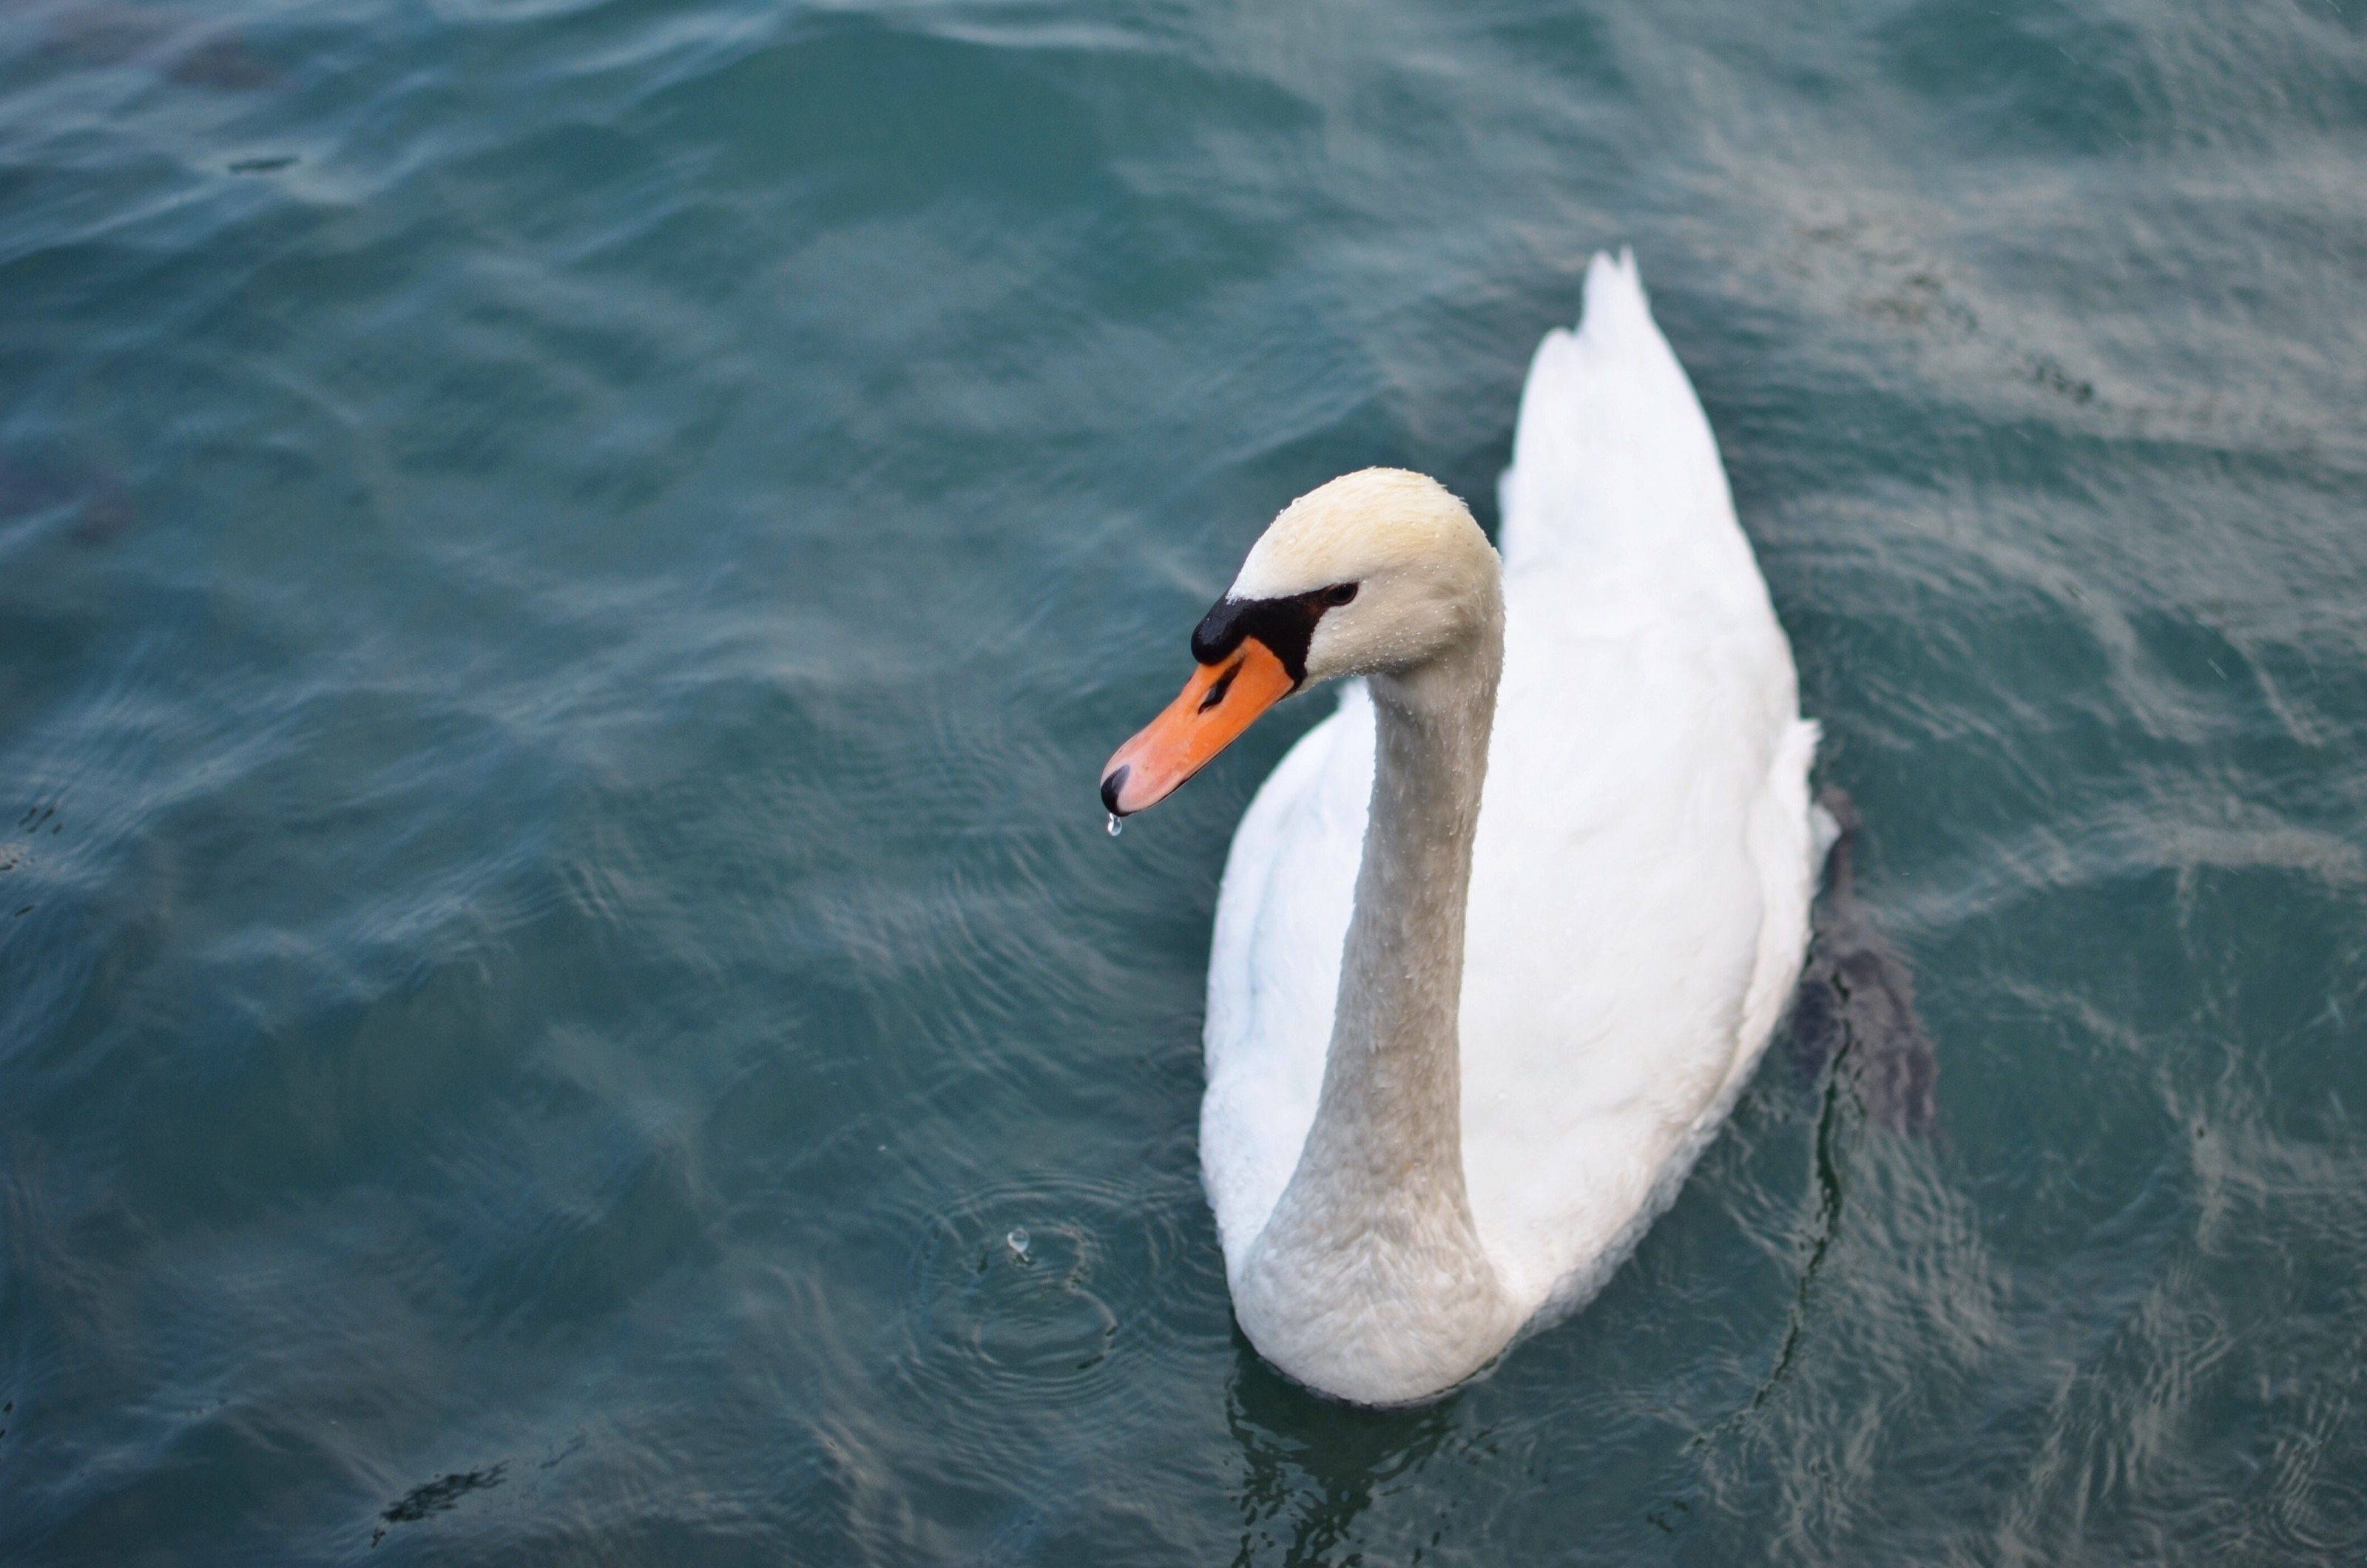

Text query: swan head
(1101, 467), (1499, 817)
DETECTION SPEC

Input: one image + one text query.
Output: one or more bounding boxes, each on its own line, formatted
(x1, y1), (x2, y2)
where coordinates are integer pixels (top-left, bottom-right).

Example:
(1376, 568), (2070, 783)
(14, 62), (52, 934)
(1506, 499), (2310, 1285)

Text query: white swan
(1100, 251), (1822, 1405)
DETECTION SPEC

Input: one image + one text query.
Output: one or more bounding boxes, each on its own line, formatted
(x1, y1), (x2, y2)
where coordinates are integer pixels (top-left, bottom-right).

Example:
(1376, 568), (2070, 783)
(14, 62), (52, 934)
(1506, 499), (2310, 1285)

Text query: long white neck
(1232, 585), (1517, 1405)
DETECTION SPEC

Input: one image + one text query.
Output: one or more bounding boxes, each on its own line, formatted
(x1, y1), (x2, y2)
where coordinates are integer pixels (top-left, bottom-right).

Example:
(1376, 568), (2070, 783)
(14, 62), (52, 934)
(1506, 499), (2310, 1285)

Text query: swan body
(1103, 252), (1820, 1405)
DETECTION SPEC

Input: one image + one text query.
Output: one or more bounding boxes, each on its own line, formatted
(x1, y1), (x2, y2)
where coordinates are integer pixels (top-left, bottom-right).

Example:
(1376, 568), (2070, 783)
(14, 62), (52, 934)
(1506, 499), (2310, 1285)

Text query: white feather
(1201, 251), (1820, 1334)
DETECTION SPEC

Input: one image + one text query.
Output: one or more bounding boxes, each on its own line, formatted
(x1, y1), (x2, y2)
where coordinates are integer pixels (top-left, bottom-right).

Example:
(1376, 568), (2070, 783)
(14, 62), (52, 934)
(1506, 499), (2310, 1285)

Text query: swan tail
(1496, 251), (1758, 613)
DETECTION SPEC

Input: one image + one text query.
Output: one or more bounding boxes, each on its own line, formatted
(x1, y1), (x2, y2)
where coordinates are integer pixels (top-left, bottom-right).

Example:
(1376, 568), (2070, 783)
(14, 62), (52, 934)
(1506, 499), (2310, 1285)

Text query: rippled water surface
(4, 0), (2366, 1560)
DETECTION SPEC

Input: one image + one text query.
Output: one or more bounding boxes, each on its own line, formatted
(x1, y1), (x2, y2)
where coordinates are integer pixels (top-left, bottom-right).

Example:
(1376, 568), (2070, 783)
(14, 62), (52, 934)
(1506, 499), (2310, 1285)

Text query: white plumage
(1198, 251), (1820, 1362)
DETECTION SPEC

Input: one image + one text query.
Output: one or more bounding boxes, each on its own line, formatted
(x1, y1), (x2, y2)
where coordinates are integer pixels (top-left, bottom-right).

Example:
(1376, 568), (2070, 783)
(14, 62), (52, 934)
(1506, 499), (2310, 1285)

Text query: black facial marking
(1189, 584), (1358, 684)
(1198, 660), (1240, 713)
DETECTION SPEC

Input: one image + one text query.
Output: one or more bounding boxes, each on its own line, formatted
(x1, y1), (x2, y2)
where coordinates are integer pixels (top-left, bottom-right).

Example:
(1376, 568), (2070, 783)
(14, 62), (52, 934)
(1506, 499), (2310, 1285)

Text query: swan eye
(1325, 583), (1359, 606)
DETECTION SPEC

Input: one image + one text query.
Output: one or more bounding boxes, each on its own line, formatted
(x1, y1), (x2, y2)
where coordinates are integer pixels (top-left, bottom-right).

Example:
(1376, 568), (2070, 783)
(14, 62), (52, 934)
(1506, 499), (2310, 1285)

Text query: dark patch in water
(2025, 354), (2098, 405)
(1226, 1339), (1456, 1564)
(7, 803), (62, 887)
(1792, 211), (2110, 415)
(1790, 788), (1939, 1135)
(0, 453), (134, 544)
(44, 4), (173, 64)
(370, 1461), (508, 1547)
(167, 36), (277, 89)
(228, 155), (298, 175)
(42, 6), (277, 89)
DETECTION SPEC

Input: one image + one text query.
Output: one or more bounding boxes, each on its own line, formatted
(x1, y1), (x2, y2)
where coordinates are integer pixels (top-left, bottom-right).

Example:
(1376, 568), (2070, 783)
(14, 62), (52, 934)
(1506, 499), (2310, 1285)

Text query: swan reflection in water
(1790, 788), (1939, 1138)
(1224, 1333), (1458, 1567)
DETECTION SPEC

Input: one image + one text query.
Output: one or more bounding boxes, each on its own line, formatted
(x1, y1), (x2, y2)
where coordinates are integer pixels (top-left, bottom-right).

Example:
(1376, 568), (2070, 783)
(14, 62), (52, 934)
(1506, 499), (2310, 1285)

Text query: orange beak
(1101, 638), (1297, 817)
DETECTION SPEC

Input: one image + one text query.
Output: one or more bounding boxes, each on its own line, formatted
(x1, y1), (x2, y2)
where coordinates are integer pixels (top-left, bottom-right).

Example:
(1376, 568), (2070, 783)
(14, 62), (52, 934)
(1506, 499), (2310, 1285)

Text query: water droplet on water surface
(1007, 1227), (1031, 1262)
(1106, 814), (1124, 837)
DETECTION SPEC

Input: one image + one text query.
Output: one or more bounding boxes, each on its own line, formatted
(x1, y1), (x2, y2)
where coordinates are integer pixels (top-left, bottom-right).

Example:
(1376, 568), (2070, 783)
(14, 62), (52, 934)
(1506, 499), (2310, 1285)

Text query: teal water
(4, 0), (2366, 1560)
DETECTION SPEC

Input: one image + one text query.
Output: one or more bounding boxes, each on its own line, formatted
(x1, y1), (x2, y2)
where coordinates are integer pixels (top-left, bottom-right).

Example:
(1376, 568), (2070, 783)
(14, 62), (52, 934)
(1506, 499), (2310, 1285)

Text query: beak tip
(1099, 766), (1130, 817)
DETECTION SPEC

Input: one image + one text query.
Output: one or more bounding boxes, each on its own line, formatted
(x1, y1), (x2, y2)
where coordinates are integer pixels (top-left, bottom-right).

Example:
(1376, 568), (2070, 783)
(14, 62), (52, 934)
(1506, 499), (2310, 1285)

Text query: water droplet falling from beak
(1107, 814), (1124, 838)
